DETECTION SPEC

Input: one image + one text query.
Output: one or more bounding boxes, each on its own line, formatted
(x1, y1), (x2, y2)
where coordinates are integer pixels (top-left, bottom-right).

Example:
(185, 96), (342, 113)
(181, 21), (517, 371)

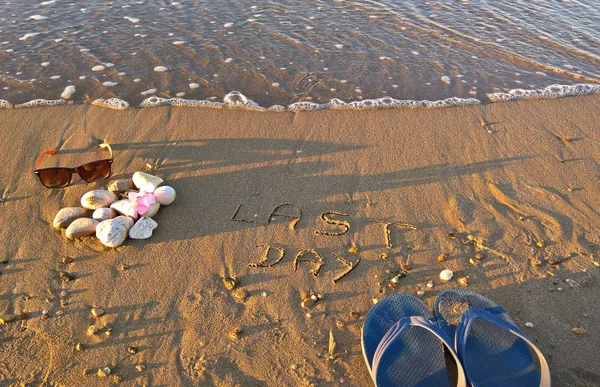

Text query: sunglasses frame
(33, 143), (114, 188)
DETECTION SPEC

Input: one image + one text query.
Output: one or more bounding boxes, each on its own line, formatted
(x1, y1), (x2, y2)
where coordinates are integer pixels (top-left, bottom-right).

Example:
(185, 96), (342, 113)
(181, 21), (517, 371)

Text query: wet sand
(0, 95), (599, 386)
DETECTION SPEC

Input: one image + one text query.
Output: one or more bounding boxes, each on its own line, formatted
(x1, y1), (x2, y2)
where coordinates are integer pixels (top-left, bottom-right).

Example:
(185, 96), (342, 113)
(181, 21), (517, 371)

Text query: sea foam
(15, 99), (70, 108)
(91, 98), (130, 110)
(487, 83), (600, 102)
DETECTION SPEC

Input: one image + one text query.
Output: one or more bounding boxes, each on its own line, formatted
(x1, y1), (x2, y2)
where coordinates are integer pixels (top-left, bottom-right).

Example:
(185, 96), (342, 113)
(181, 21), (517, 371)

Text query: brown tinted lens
(77, 160), (112, 182)
(37, 168), (72, 188)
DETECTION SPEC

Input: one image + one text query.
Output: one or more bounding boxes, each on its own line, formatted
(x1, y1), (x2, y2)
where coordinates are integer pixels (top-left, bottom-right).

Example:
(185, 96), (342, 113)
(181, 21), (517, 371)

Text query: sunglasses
(33, 143), (114, 188)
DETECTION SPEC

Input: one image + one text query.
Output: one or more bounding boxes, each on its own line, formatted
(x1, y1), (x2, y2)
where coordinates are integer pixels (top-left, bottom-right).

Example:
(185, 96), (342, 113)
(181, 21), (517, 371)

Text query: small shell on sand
(97, 367), (111, 377)
(81, 190), (118, 210)
(301, 298), (314, 308)
(440, 269), (453, 281)
(233, 288), (248, 300)
(91, 308), (105, 317)
(222, 276), (239, 290)
(87, 325), (98, 335)
(0, 315), (16, 324)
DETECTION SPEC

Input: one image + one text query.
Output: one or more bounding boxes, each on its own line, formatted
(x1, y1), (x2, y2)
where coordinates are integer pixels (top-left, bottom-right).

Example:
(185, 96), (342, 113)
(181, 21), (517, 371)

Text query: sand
(0, 94), (599, 386)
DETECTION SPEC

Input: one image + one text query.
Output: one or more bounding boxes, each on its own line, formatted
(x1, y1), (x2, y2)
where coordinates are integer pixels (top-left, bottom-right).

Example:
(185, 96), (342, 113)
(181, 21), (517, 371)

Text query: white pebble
(441, 76), (451, 84)
(154, 66), (168, 72)
(124, 16), (140, 24)
(102, 81), (118, 86)
(525, 322), (534, 328)
(223, 22), (233, 28)
(335, 44), (344, 49)
(189, 83), (200, 89)
(29, 15), (48, 20)
(92, 65), (105, 71)
(140, 88), (156, 96)
(41, 62), (50, 66)
(224, 58), (233, 63)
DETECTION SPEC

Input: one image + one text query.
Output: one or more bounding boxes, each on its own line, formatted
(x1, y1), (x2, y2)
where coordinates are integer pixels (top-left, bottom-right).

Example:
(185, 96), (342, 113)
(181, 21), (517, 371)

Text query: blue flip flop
(434, 289), (551, 387)
(362, 294), (467, 386)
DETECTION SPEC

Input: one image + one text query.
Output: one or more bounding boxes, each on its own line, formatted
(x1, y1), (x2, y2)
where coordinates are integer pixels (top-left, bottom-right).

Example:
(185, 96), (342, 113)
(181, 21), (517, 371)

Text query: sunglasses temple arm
(99, 143), (113, 158)
(34, 149), (58, 169)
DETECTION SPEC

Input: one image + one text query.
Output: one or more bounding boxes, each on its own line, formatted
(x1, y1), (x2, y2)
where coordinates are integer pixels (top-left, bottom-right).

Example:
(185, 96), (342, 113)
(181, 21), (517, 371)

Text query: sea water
(0, 0), (598, 109)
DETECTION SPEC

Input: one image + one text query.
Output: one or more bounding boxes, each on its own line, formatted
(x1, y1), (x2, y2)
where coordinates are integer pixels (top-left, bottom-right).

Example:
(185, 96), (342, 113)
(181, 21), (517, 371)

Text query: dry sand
(0, 94), (599, 386)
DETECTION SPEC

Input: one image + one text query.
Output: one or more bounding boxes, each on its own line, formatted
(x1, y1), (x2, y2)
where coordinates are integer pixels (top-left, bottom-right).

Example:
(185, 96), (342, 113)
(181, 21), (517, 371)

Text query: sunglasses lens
(78, 160), (112, 182)
(37, 168), (71, 188)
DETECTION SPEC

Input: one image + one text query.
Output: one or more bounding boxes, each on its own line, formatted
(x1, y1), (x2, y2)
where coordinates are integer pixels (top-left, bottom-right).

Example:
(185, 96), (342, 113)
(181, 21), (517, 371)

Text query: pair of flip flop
(362, 289), (551, 386)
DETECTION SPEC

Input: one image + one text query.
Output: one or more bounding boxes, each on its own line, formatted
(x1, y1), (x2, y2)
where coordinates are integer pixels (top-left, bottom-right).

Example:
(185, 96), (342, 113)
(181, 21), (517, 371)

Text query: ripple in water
(0, 0), (598, 107)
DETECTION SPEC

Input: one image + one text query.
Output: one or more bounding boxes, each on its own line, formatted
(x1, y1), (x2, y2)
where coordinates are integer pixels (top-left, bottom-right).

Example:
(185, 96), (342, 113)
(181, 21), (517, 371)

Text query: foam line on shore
(1, 83), (599, 111)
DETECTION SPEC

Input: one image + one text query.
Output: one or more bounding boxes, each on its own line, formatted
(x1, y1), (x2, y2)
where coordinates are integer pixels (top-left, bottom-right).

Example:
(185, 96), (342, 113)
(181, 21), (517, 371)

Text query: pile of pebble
(52, 172), (176, 247)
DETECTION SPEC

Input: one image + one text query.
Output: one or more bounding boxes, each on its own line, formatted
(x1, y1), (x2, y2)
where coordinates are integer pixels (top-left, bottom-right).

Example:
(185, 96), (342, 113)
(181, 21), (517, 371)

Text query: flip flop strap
(456, 309), (551, 387)
(373, 316), (468, 387)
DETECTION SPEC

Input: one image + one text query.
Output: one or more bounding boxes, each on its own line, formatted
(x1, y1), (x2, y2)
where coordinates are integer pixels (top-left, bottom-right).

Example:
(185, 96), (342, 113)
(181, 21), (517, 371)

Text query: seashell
(91, 308), (105, 317)
(53, 207), (87, 229)
(87, 325), (98, 335)
(458, 277), (469, 287)
(110, 199), (138, 219)
(107, 179), (134, 193)
(474, 253), (485, 260)
(437, 253), (446, 262)
(301, 298), (314, 308)
(416, 290), (425, 297)
(97, 367), (111, 377)
(81, 190), (118, 210)
(135, 365), (146, 372)
(128, 217), (158, 239)
(132, 171), (163, 193)
(229, 327), (243, 340)
(144, 202), (160, 218)
(93, 208), (117, 221)
(439, 269), (453, 281)
(0, 314), (16, 324)
(61, 256), (74, 264)
(75, 343), (83, 351)
(65, 218), (99, 239)
(426, 280), (434, 288)
(233, 288), (248, 300)
(127, 346), (138, 355)
(572, 327), (587, 335)
(222, 276), (239, 290)
(154, 186), (176, 205)
(96, 216), (135, 247)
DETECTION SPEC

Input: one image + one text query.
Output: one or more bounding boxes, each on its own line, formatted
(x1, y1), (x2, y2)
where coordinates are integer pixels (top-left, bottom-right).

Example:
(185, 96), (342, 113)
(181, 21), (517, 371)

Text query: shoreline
(0, 93), (599, 385)
(1, 83), (599, 112)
